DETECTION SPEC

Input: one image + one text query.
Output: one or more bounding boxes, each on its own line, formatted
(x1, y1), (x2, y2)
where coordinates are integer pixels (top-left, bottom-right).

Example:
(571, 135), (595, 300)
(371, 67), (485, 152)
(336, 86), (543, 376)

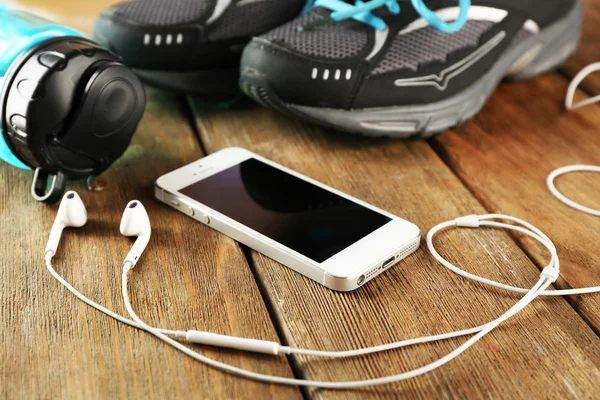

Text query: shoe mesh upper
(209, 0), (306, 40)
(261, 11), (370, 60)
(113, 0), (215, 26)
(371, 21), (494, 75)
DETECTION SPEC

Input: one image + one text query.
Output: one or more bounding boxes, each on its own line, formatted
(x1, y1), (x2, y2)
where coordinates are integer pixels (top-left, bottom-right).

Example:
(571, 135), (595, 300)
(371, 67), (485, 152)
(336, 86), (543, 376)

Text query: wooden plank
(563, 0), (600, 95)
(0, 88), (301, 400)
(4, 0), (121, 36)
(190, 98), (600, 399)
(430, 46), (600, 334)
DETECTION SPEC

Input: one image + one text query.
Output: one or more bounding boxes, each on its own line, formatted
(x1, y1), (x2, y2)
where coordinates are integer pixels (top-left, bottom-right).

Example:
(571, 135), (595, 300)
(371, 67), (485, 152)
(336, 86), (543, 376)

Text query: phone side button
(200, 214), (210, 225)
(187, 207), (195, 217)
(170, 199), (180, 207)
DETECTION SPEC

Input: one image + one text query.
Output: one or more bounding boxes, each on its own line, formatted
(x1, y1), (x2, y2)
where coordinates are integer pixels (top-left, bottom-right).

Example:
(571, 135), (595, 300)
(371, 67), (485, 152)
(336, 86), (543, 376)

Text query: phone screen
(180, 158), (391, 263)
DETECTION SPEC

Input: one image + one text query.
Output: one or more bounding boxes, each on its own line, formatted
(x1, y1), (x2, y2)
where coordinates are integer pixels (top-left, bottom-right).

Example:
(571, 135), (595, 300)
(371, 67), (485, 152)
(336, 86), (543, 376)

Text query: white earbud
(40, 66), (600, 389)
(120, 200), (151, 268)
(45, 191), (87, 257)
(44, 191), (600, 388)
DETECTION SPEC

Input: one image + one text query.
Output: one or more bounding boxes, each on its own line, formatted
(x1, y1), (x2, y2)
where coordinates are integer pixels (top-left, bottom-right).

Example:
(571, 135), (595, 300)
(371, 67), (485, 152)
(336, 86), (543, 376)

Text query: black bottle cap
(0, 37), (146, 202)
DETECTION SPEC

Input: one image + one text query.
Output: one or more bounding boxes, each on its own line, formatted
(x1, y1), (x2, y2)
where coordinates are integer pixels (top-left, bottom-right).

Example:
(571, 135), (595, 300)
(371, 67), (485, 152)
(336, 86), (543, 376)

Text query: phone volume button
(187, 207), (195, 217)
(201, 214), (210, 225)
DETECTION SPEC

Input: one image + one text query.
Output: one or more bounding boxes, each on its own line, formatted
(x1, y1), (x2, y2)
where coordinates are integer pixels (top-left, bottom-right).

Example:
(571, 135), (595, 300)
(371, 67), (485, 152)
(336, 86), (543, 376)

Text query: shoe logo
(394, 31), (506, 91)
(207, 0), (233, 24)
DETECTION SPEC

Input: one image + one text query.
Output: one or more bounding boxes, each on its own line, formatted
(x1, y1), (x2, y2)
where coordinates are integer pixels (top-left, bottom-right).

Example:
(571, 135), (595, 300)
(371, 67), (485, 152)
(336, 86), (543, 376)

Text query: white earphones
(565, 62), (600, 110)
(44, 189), (600, 389)
(44, 192), (181, 335)
(42, 65), (600, 389)
(45, 192), (151, 264)
(120, 200), (152, 268)
(555, 64), (600, 216)
(45, 191), (87, 257)
(547, 165), (600, 216)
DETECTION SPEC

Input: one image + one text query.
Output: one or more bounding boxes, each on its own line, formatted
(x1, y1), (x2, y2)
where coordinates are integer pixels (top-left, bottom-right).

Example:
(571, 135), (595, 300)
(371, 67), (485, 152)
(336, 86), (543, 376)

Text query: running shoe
(93, 0), (307, 94)
(240, 0), (583, 137)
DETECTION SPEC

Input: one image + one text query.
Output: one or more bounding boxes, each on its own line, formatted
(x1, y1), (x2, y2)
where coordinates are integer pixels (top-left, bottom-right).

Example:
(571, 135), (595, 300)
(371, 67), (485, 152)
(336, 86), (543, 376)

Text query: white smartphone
(155, 147), (420, 291)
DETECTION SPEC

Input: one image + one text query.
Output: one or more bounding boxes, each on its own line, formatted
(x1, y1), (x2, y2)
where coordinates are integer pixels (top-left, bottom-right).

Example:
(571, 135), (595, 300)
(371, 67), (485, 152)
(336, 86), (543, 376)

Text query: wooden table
(2, 1), (600, 399)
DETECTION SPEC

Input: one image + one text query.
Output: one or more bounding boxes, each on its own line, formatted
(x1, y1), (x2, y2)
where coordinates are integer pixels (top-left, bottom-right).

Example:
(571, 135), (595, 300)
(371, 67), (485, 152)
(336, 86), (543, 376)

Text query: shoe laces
(300, 0), (471, 33)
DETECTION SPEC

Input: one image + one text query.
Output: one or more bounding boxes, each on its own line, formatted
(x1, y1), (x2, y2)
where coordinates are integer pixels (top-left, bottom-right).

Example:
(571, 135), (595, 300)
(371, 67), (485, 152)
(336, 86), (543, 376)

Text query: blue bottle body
(0, 5), (84, 169)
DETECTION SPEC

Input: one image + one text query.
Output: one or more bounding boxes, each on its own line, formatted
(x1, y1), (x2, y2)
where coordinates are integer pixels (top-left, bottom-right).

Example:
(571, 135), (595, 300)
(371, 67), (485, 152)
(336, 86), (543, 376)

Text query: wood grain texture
(563, 0), (600, 95)
(4, 0), (600, 398)
(0, 89), (300, 400)
(3, 0), (121, 36)
(431, 64), (600, 333)
(190, 99), (600, 399)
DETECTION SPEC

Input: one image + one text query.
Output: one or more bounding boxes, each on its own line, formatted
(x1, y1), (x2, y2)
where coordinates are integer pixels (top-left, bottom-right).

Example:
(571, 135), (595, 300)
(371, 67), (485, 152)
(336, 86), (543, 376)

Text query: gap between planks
(428, 136), (600, 338)
(240, 245), (313, 400)
(427, 65), (600, 338)
(179, 93), (314, 396)
(183, 94), (595, 397)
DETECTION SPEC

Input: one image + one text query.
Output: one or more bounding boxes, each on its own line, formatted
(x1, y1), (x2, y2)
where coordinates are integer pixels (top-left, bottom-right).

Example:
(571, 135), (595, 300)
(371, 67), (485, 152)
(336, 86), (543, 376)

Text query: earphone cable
(46, 212), (596, 365)
(547, 165), (600, 217)
(44, 186), (600, 387)
(426, 215), (600, 297)
(122, 261), (550, 388)
(45, 253), (181, 337)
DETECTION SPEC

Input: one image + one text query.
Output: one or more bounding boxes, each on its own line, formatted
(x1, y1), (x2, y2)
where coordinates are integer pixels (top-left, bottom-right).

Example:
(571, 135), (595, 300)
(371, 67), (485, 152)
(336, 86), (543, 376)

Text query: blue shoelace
(300, 0), (471, 33)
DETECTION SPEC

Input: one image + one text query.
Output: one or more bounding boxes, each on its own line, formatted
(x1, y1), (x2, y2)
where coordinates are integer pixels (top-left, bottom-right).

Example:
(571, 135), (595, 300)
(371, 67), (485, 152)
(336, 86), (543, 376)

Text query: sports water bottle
(0, 4), (145, 203)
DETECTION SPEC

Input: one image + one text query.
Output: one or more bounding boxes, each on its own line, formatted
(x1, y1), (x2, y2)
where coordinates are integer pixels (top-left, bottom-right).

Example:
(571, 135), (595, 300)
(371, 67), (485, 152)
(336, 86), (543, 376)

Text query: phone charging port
(382, 257), (395, 269)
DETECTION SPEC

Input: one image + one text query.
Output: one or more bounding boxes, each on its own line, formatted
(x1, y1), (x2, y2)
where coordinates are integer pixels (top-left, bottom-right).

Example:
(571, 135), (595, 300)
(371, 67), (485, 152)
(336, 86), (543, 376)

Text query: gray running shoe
(94, 0), (307, 94)
(240, 0), (582, 137)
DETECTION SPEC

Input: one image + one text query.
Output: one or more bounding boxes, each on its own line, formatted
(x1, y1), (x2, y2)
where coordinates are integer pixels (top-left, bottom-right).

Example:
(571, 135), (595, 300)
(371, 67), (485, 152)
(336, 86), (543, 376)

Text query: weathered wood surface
(564, 0), (600, 95)
(430, 0), (600, 333)
(430, 74), (600, 334)
(2, 2), (299, 398)
(3, 0), (105, 35)
(0, 89), (301, 400)
(2, 0), (600, 398)
(190, 98), (600, 399)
